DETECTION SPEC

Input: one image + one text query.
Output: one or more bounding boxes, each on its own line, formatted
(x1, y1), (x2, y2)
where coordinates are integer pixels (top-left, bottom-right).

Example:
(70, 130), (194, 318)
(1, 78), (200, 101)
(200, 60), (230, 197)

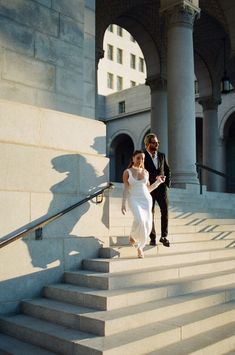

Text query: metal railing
(0, 182), (114, 249)
(195, 163), (229, 194)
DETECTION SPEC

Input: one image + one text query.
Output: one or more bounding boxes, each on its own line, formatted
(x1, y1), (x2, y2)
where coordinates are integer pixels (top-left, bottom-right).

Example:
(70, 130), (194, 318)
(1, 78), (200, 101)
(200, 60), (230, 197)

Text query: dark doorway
(109, 134), (134, 182)
(196, 117), (203, 165)
(226, 119), (235, 192)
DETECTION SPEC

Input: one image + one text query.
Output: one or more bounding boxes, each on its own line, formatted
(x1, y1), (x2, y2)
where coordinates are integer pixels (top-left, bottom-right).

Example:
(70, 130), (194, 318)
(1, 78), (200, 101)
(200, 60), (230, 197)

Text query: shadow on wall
(0, 140), (109, 313)
(23, 152), (108, 270)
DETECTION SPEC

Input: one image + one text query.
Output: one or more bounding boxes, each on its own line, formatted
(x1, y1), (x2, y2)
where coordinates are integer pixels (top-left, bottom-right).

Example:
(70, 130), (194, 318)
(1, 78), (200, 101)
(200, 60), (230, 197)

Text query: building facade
(97, 24), (146, 95)
(99, 84), (235, 193)
(96, 0), (235, 193)
(1, 0), (235, 313)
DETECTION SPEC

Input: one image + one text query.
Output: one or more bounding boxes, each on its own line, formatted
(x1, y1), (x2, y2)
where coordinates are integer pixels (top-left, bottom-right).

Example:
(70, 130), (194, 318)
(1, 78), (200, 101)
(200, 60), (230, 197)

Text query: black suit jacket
(144, 150), (171, 191)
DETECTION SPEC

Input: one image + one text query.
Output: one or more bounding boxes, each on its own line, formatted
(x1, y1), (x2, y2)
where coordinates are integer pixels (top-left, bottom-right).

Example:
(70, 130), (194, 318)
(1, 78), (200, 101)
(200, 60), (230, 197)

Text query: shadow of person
(90, 136), (111, 229)
(24, 154), (104, 270)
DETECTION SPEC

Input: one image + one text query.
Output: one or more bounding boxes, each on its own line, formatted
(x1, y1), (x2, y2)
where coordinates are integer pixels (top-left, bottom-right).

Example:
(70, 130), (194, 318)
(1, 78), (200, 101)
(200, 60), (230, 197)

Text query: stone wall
(0, 0), (96, 118)
(104, 84), (150, 119)
(0, 99), (109, 314)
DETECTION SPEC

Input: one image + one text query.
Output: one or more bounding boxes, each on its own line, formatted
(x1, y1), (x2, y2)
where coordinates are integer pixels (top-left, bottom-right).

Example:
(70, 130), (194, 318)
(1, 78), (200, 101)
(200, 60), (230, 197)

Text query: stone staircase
(1, 188), (235, 354)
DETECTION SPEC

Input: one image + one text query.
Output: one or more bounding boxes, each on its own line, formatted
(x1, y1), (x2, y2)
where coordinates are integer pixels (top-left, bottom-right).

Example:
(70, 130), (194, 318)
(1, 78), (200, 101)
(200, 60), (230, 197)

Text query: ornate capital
(198, 96), (221, 111)
(145, 75), (167, 91)
(161, 1), (200, 29)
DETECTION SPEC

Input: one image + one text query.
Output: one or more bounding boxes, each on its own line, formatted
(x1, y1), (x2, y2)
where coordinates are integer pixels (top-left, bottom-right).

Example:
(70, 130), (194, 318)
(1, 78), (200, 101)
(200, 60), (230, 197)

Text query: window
(107, 73), (114, 89)
(130, 54), (136, 69)
(139, 57), (144, 72)
(107, 44), (114, 60)
(119, 101), (125, 114)
(117, 26), (123, 37)
(117, 76), (123, 91)
(130, 35), (136, 42)
(117, 48), (123, 64)
(108, 24), (113, 32)
(130, 80), (136, 87)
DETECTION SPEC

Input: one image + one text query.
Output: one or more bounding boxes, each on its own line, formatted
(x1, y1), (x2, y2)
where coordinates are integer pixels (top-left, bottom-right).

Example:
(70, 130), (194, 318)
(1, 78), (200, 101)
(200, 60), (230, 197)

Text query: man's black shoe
(159, 237), (170, 247)
(150, 240), (156, 246)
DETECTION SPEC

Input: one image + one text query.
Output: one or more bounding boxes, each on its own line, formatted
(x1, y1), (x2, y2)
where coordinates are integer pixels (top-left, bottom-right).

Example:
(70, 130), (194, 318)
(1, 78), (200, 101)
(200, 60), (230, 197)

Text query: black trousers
(150, 187), (169, 240)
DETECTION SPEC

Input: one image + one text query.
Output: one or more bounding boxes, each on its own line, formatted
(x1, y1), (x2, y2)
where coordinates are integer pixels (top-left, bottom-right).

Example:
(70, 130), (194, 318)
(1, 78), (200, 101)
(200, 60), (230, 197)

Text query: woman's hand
(121, 203), (127, 215)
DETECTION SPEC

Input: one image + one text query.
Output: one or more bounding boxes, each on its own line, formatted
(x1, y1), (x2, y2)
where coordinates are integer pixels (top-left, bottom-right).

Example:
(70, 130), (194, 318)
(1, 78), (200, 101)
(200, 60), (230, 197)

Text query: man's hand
(156, 175), (166, 184)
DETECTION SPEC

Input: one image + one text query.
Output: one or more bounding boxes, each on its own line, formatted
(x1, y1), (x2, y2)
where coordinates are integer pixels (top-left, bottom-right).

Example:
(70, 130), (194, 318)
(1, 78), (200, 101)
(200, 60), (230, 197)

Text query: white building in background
(98, 24), (146, 96)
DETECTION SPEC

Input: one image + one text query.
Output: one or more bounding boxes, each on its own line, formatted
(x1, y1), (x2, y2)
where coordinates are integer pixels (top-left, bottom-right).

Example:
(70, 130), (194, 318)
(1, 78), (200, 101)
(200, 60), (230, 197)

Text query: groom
(144, 133), (171, 247)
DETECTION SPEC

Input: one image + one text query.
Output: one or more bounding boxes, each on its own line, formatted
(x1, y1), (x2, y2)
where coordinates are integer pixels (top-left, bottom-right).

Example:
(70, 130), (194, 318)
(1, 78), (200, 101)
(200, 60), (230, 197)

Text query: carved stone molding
(161, 2), (200, 29)
(145, 74), (167, 91)
(198, 96), (221, 111)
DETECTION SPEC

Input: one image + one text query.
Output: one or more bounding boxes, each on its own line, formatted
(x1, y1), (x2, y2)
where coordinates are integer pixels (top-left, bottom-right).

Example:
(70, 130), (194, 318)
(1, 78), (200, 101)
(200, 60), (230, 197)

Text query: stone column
(198, 97), (225, 192)
(146, 75), (168, 155)
(95, 48), (104, 119)
(161, 1), (200, 187)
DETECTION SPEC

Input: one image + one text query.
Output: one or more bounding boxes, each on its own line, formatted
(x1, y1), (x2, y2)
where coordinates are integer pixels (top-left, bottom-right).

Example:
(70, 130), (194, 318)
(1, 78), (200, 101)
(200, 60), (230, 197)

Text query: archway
(109, 134), (134, 182)
(196, 116), (203, 165)
(224, 114), (235, 192)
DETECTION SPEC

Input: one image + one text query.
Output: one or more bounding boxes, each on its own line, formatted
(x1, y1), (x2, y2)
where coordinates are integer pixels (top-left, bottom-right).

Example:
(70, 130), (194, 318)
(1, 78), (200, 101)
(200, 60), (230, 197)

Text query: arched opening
(109, 134), (134, 182)
(196, 116), (203, 165)
(225, 115), (235, 192)
(97, 24), (147, 96)
(97, 22), (158, 182)
(141, 128), (151, 150)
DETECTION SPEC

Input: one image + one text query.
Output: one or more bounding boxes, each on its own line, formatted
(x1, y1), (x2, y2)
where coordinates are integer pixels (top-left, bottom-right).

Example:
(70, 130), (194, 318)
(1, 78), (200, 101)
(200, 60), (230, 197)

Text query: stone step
(21, 299), (94, 332)
(109, 231), (235, 246)
(169, 201), (235, 214)
(110, 216), (235, 228)
(149, 321), (235, 354)
(8, 300), (235, 354)
(110, 205), (235, 219)
(23, 291), (235, 335)
(109, 224), (234, 236)
(44, 273), (235, 311)
(160, 301), (235, 340)
(1, 290), (235, 355)
(110, 216), (205, 227)
(0, 314), (178, 355)
(197, 218), (235, 225)
(99, 299), (235, 338)
(84, 248), (235, 273)
(0, 315), (95, 355)
(21, 290), (234, 337)
(3, 310), (235, 355)
(0, 333), (57, 354)
(64, 257), (235, 290)
(100, 239), (234, 258)
(214, 224), (235, 232)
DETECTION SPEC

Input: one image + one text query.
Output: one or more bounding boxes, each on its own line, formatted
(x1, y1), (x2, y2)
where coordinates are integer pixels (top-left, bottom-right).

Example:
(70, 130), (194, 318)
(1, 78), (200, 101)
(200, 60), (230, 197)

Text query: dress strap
(127, 168), (132, 176)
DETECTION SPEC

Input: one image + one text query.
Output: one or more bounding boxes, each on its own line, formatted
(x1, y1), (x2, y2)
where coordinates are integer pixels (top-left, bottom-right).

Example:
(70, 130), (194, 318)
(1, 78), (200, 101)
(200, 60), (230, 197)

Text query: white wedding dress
(127, 168), (152, 250)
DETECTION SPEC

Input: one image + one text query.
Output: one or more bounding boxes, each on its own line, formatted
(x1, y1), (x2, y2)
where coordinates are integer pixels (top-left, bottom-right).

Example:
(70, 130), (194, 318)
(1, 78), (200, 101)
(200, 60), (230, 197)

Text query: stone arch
(115, 17), (160, 78)
(194, 52), (213, 98)
(223, 113), (235, 192)
(139, 126), (151, 150)
(109, 133), (134, 182)
(97, 17), (160, 80)
(219, 106), (235, 139)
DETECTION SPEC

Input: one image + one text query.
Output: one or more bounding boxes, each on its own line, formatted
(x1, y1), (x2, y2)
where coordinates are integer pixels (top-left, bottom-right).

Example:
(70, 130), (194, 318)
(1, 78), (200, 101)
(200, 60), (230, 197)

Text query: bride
(121, 150), (165, 258)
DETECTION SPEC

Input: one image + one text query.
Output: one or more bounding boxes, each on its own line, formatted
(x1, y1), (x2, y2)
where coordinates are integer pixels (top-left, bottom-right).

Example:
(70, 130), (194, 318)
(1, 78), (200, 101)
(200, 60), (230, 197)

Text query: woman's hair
(128, 150), (145, 168)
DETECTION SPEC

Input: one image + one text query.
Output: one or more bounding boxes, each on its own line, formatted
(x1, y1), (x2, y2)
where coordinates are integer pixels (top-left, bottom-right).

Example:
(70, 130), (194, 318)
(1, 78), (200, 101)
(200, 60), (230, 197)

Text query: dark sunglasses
(149, 140), (160, 144)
